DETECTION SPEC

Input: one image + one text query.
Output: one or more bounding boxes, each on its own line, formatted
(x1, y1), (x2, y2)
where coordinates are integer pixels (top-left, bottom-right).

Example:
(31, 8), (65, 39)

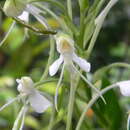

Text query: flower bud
(16, 76), (34, 94)
(3, 0), (27, 17)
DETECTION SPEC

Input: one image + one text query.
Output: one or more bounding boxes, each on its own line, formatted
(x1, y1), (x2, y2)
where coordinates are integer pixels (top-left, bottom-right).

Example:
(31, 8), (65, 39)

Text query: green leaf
(83, 19), (95, 48)
(93, 79), (123, 130)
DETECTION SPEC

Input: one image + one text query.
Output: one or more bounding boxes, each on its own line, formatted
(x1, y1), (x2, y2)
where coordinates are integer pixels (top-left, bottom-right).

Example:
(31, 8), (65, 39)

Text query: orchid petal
(19, 106), (28, 130)
(18, 11), (29, 22)
(28, 91), (52, 113)
(54, 63), (65, 111)
(12, 106), (26, 130)
(26, 4), (48, 28)
(16, 79), (21, 84)
(49, 55), (63, 76)
(116, 81), (130, 96)
(73, 53), (91, 72)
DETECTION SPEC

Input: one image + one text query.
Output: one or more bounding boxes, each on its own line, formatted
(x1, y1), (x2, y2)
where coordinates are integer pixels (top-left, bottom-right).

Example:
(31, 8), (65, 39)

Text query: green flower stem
(87, 23), (102, 58)
(48, 105), (56, 130)
(34, 78), (58, 88)
(67, 0), (72, 21)
(94, 62), (130, 74)
(40, 37), (55, 81)
(66, 74), (79, 130)
(12, 105), (26, 130)
(94, 63), (130, 81)
(76, 83), (119, 130)
(104, 62), (130, 70)
(13, 17), (56, 35)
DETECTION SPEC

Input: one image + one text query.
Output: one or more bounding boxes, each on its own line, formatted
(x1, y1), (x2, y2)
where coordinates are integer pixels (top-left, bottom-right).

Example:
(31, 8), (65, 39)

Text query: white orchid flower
(116, 80), (130, 96)
(49, 33), (105, 110)
(16, 77), (52, 113)
(49, 33), (91, 76)
(0, 76), (51, 130)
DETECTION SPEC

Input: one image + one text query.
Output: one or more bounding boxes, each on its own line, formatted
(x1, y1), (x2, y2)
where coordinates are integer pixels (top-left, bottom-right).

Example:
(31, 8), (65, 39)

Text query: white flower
(116, 80), (130, 96)
(49, 33), (106, 110)
(49, 33), (91, 76)
(16, 77), (52, 113)
(18, 11), (29, 22)
(95, 0), (118, 25)
(0, 76), (52, 130)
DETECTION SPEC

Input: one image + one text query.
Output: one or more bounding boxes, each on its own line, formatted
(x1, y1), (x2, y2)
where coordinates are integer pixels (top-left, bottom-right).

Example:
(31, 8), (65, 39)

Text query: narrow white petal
(12, 106), (26, 130)
(19, 106), (28, 130)
(18, 11), (29, 22)
(73, 53), (91, 72)
(16, 79), (21, 84)
(71, 63), (106, 104)
(26, 4), (48, 28)
(116, 81), (130, 96)
(54, 63), (65, 111)
(0, 97), (18, 112)
(28, 91), (52, 113)
(49, 55), (63, 76)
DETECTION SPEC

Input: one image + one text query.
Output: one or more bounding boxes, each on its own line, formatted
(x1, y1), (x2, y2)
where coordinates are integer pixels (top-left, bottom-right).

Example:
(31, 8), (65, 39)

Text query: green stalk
(67, 0), (73, 21)
(66, 74), (78, 130)
(76, 83), (119, 130)
(40, 37), (55, 81)
(104, 62), (130, 70)
(13, 17), (56, 35)
(48, 105), (56, 130)
(34, 78), (58, 88)
(87, 23), (102, 58)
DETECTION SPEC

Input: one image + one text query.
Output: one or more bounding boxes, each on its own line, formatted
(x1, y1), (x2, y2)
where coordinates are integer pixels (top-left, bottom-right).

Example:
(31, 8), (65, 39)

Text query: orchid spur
(0, 77), (51, 130)
(49, 33), (105, 110)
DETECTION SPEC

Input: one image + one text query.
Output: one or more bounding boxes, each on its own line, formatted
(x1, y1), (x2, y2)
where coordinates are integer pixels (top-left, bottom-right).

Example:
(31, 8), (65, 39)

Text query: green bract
(3, 0), (27, 17)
